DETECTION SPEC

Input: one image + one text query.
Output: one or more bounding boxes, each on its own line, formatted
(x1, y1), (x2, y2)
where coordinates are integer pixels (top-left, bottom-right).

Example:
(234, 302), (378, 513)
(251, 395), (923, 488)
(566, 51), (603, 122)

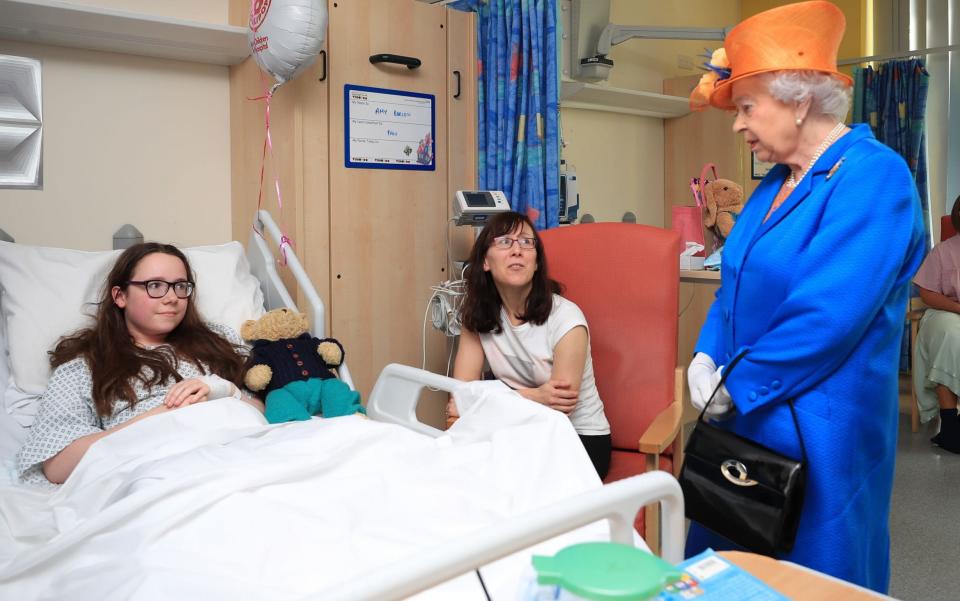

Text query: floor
(888, 376), (960, 601)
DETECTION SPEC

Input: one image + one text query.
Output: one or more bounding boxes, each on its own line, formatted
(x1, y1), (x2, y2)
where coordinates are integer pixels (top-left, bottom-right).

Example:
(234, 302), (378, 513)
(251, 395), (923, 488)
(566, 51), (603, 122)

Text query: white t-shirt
(478, 294), (610, 435)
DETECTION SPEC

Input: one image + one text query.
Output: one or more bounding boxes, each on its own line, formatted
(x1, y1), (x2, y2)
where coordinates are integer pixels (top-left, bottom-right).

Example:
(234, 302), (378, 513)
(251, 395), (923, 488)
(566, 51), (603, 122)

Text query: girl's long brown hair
(460, 211), (562, 334)
(49, 243), (246, 417)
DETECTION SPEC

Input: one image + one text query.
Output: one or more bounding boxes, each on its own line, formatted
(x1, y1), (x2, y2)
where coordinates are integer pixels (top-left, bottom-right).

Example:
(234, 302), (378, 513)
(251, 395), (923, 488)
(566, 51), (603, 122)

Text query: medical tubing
(698, 350), (807, 463)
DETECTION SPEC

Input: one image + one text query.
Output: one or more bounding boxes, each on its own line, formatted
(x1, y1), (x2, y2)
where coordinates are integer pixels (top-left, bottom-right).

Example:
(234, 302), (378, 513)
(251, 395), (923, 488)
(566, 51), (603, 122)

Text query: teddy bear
(241, 308), (364, 424)
(702, 177), (745, 244)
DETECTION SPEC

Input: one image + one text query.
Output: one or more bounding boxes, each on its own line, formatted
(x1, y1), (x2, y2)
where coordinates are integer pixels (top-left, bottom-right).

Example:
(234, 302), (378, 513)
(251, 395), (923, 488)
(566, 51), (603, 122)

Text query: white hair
(764, 71), (852, 122)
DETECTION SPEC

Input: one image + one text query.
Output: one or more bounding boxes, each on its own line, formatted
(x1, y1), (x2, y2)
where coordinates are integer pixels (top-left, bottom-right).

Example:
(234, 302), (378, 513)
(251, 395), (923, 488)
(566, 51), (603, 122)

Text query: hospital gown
(16, 323), (243, 487)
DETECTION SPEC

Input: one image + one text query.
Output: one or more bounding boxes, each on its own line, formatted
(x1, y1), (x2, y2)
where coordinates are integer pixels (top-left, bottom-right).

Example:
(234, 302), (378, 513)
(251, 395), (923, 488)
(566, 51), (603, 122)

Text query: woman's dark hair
(951, 194), (960, 236)
(460, 211), (562, 334)
(49, 242), (246, 417)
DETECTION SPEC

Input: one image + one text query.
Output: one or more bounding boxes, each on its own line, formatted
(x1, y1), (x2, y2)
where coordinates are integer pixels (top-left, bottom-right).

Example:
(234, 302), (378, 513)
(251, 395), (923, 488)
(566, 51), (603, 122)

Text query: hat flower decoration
(690, 48), (731, 111)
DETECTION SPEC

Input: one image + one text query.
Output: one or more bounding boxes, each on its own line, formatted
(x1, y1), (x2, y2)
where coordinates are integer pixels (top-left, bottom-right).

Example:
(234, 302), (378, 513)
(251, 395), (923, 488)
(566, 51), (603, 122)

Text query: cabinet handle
(369, 54), (422, 69)
(317, 50), (327, 82)
(453, 69), (461, 98)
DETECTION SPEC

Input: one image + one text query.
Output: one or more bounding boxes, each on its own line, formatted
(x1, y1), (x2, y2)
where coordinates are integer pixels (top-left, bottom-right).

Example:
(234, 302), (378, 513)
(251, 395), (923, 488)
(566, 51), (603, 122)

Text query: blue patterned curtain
(853, 59), (930, 237)
(852, 59), (930, 372)
(450, 0), (560, 230)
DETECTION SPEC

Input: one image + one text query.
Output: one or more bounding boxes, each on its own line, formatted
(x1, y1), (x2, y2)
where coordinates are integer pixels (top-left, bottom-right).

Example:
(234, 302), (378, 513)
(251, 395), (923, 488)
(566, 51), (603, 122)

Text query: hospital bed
(0, 212), (685, 600)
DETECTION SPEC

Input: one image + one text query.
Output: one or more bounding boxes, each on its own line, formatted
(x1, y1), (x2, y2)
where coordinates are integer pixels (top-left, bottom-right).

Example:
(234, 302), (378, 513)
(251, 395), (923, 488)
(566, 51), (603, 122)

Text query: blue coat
(686, 124), (926, 592)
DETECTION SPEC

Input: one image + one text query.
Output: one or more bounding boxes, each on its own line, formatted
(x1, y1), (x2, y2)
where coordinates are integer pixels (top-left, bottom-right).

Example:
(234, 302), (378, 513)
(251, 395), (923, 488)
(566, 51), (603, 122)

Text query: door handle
(317, 50), (327, 82)
(369, 54), (422, 69)
(453, 69), (461, 98)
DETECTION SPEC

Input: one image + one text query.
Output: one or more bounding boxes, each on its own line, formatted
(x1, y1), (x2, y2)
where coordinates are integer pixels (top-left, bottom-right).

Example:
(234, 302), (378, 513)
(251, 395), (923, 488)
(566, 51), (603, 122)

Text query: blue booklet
(655, 549), (790, 600)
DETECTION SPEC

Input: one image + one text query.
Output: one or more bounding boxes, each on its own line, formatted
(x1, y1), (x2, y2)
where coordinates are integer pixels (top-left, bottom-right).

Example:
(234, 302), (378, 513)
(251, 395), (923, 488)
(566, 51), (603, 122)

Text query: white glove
(198, 374), (241, 401)
(688, 353), (733, 417)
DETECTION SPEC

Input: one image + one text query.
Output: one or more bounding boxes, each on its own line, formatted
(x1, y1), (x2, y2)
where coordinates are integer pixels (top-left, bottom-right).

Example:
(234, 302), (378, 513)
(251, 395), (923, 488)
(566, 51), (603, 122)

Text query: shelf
(0, 0), (250, 66)
(680, 269), (720, 282)
(560, 79), (690, 119)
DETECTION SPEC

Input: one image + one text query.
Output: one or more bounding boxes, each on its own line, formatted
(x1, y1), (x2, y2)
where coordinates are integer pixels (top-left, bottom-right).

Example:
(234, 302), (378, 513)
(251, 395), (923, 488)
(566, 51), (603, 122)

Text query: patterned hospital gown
(16, 323), (243, 487)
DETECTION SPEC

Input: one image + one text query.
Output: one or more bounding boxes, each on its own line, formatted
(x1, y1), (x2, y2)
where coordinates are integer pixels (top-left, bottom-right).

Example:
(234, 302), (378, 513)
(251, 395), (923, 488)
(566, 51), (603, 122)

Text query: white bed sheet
(0, 380), (621, 600)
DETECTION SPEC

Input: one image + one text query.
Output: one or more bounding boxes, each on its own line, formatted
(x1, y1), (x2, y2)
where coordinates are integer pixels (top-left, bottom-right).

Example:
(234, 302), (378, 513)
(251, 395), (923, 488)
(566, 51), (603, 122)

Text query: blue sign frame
(344, 84), (436, 171)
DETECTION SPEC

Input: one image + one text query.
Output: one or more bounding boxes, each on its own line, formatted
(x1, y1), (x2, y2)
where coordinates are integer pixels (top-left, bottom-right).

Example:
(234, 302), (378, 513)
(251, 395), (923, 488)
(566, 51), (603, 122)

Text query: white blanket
(0, 381), (616, 600)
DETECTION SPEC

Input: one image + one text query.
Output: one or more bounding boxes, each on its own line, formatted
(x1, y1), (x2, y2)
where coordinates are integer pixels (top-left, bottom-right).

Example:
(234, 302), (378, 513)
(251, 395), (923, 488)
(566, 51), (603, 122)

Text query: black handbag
(678, 352), (807, 556)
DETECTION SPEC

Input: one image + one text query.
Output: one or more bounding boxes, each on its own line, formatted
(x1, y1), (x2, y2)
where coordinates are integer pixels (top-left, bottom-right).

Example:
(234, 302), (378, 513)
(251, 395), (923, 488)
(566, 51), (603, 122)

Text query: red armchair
(540, 223), (683, 553)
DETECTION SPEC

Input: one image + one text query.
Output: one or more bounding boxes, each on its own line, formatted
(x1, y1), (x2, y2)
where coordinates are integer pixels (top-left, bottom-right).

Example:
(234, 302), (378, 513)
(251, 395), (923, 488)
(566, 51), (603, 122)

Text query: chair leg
(911, 319), (920, 433)
(644, 453), (661, 556)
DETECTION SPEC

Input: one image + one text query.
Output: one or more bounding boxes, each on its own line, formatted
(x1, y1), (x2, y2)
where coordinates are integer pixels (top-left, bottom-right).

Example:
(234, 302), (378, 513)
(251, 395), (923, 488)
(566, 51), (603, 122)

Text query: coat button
(301, 370), (309, 377)
(759, 386), (769, 396)
(286, 343), (294, 349)
(292, 353), (300, 359)
(296, 360), (304, 366)
(749, 391), (758, 401)
(771, 380), (782, 390)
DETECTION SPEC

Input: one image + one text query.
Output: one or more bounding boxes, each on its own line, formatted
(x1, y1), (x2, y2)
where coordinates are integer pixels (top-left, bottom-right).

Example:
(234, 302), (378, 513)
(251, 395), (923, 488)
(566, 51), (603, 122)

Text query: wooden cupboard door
(446, 8), (477, 265)
(229, 0), (330, 331)
(328, 0), (450, 396)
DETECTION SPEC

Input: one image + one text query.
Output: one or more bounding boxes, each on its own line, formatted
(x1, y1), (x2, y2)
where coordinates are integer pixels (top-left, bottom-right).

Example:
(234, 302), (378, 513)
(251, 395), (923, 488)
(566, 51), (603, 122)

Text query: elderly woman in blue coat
(685, 1), (926, 593)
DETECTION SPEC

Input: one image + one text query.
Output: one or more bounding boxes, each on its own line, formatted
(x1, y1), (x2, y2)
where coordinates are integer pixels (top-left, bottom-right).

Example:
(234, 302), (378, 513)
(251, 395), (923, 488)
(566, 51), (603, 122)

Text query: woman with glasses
(16, 243), (259, 486)
(445, 211), (611, 478)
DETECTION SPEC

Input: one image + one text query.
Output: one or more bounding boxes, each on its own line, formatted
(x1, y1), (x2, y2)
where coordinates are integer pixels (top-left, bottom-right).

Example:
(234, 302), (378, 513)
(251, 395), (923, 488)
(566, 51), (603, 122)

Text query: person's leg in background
(931, 385), (960, 453)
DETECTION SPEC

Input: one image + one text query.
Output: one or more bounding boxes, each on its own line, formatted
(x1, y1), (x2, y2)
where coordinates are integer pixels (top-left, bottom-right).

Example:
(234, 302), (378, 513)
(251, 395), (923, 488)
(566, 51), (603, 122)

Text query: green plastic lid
(532, 542), (683, 601)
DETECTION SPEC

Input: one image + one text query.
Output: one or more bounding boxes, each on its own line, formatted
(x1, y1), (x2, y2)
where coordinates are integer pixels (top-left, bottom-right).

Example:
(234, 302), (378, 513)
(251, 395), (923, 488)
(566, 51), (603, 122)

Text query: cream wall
(561, 0), (740, 226)
(59, 0), (228, 24)
(0, 1), (232, 250)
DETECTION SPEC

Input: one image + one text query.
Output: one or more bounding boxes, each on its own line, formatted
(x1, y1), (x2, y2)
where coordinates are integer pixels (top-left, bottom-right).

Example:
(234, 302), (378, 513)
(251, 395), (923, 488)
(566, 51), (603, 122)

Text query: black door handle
(317, 50), (327, 82)
(369, 54), (422, 69)
(453, 70), (461, 98)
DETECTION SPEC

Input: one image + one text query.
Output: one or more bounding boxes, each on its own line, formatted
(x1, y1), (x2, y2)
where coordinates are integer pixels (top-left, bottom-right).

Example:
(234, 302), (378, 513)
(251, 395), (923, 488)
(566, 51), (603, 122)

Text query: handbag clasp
(721, 460), (759, 487)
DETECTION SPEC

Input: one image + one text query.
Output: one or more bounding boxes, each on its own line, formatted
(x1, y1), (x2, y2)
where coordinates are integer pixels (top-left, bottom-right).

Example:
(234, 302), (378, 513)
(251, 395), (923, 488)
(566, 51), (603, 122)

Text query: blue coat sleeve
(725, 150), (927, 415)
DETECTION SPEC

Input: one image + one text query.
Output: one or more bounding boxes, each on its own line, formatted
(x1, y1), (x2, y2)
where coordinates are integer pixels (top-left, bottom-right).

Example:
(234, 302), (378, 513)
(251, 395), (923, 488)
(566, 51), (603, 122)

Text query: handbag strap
(699, 350), (808, 464)
(699, 163), (718, 187)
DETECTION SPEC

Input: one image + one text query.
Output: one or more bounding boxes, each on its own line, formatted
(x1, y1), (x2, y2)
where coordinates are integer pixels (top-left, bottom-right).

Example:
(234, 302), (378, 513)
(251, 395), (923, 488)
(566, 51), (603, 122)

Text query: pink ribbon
(248, 73), (293, 265)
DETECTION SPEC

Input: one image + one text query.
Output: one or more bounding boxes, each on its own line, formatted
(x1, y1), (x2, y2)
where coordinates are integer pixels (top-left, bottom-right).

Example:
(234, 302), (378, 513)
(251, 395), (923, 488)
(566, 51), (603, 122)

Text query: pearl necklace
(785, 122), (846, 188)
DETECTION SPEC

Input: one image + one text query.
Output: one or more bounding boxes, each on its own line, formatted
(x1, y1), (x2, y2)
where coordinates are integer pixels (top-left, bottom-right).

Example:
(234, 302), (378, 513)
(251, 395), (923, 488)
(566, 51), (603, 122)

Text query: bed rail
(313, 471), (685, 601)
(366, 363), (454, 438)
(248, 210), (355, 389)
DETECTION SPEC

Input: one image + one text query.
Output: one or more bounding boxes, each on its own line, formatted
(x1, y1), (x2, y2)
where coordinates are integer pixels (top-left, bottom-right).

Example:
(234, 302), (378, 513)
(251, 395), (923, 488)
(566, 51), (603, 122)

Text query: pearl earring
(795, 117), (803, 126)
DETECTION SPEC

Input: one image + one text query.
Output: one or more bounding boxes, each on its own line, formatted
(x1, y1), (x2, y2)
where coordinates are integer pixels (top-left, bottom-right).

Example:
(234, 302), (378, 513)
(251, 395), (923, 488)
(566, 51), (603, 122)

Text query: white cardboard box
(680, 255), (705, 270)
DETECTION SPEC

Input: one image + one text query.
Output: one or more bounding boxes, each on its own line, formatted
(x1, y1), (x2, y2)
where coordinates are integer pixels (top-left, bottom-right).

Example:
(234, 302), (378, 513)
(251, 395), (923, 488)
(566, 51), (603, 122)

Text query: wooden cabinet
(229, 1), (476, 416)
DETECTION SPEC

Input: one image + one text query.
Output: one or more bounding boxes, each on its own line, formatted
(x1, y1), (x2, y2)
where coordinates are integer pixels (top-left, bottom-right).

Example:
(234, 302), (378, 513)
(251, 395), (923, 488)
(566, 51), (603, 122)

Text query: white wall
(560, 0), (740, 227)
(60, 0), (228, 24)
(0, 1), (232, 250)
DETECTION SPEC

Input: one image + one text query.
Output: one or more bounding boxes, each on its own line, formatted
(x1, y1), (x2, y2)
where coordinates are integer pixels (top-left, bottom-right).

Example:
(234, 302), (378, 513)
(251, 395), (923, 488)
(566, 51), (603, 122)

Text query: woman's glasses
(127, 280), (195, 299)
(491, 236), (536, 250)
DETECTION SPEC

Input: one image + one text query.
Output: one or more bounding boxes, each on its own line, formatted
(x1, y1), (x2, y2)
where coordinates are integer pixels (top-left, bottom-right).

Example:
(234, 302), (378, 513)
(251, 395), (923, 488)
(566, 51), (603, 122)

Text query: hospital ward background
(0, 0), (958, 599)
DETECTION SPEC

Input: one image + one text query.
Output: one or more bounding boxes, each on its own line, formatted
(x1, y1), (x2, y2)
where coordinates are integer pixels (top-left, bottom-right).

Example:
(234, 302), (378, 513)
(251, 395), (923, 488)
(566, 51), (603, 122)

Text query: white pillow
(0, 240), (265, 401)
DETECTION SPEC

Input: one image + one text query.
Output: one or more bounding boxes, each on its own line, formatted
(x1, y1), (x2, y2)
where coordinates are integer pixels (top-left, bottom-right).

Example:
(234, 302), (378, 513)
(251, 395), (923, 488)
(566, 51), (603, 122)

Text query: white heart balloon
(248, 0), (327, 87)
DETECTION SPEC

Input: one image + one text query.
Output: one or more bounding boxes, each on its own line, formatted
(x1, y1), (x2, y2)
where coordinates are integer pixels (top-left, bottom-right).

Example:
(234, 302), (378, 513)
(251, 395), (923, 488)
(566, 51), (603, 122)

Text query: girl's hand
(529, 379), (578, 414)
(445, 398), (460, 429)
(163, 378), (211, 408)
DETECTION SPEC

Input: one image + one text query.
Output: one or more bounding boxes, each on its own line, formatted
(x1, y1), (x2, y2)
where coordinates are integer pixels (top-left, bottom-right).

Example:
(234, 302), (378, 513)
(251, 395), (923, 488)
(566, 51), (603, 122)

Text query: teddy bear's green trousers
(263, 378), (364, 424)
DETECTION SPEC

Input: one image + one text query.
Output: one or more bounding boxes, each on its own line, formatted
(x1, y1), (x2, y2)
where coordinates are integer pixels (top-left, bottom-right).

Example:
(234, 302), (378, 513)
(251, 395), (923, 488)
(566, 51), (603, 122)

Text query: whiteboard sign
(344, 84), (435, 171)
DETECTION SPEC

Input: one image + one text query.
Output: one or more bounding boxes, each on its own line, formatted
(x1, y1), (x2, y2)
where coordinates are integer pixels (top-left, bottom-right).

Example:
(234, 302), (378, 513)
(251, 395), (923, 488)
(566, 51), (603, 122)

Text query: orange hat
(690, 1), (853, 111)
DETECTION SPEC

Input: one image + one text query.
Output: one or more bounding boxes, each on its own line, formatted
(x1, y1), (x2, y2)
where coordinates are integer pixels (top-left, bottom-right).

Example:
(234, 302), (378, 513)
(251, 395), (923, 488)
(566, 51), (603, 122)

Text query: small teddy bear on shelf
(241, 308), (364, 424)
(702, 177), (745, 244)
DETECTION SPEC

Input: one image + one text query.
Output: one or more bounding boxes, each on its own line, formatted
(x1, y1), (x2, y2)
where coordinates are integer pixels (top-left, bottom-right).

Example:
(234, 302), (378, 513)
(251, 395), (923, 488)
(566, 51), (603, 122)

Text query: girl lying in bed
(15, 242), (263, 486)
